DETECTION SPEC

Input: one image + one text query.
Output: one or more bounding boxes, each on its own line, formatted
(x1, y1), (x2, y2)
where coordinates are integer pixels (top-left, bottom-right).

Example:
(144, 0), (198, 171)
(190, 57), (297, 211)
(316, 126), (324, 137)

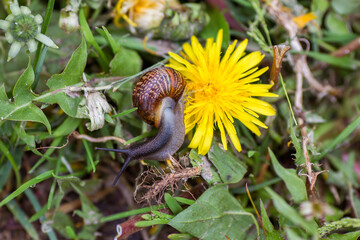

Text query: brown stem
(269, 45), (290, 89)
(332, 37), (360, 57)
(312, 37), (360, 72)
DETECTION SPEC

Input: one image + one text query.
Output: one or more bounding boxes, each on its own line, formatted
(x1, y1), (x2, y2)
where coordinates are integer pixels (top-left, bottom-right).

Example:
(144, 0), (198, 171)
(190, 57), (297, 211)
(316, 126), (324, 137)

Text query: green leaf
(331, 0), (360, 14)
(260, 200), (283, 239)
(325, 12), (350, 35)
(110, 47), (142, 76)
(268, 148), (307, 203)
(99, 26), (120, 54)
(51, 212), (75, 239)
(16, 126), (35, 148)
(260, 199), (273, 232)
(174, 197), (195, 206)
(165, 193), (183, 215)
(169, 185), (254, 240)
(40, 36), (87, 117)
(79, 8), (109, 71)
(289, 123), (304, 165)
(265, 187), (318, 235)
(199, 7), (230, 47)
(189, 149), (222, 185)
(0, 60), (51, 133)
(208, 143), (247, 184)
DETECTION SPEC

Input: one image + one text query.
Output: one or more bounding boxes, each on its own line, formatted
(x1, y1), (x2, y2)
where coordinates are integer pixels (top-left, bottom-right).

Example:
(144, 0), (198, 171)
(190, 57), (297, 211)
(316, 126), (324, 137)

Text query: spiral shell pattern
(133, 67), (185, 126)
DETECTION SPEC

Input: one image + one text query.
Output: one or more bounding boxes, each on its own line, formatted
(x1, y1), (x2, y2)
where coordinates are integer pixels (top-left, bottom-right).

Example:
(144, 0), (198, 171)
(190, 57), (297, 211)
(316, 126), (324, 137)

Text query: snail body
(96, 67), (186, 184)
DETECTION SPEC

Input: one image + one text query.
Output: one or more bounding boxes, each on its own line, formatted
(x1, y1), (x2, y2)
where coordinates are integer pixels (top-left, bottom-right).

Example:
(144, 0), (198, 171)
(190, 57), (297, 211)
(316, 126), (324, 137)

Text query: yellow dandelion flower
(167, 29), (278, 155)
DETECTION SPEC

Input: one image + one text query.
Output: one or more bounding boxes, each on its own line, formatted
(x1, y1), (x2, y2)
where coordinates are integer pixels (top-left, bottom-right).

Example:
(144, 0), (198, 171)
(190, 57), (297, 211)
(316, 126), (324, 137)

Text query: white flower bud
(59, 10), (80, 33)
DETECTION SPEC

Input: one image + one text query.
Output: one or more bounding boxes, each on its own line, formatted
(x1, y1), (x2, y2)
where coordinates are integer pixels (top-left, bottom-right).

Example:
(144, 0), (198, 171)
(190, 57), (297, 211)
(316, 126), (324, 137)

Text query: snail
(96, 67), (186, 184)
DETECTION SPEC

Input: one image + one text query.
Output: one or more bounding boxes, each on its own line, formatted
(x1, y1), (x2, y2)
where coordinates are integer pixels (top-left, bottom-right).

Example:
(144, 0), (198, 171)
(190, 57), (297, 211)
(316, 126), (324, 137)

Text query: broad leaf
(110, 47), (142, 76)
(208, 143), (247, 184)
(0, 61), (51, 133)
(40, 36), (87, 117)
(268, 148), (307, 203)
(189, 149), (222, 185)
(169, 185), (253, 240)
(265, 188), (318, 236)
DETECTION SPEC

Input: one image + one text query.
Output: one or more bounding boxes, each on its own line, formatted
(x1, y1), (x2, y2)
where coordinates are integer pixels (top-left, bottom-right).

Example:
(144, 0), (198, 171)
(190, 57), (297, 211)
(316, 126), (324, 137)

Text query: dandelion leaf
(0, 60), (51, 133)
(40, 36), (87, 117)
(268, 148), (307, 203)
(208, 143), (247, 184)
(168, 185), (253, 240)
(290, 122), (305, 165)
(265, 187), (318, 235)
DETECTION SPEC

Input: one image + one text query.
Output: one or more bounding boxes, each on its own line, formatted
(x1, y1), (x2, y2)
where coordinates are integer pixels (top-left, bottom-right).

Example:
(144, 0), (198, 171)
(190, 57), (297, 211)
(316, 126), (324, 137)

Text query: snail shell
(133, 67), (186, 127)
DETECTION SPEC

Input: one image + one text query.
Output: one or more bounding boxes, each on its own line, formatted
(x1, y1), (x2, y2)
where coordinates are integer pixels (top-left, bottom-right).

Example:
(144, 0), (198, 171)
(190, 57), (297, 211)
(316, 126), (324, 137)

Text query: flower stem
(32, 46), (47, 91)
(32, 0), (55, 90)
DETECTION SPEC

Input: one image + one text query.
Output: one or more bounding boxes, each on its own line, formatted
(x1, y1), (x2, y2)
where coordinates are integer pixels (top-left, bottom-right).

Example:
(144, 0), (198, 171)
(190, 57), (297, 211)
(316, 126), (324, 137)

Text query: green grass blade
(79, 124), (96, 172)
(32, 46), (48, 91)
(173, 197), (195, 205)
(0, 170), (53, 207)
(6, 200), (40, 240)
(0, 139), (21, 187)
(32, 0), (55, 87)
(314, 115), (360, 162)
(47, 154), (62, 209)
(280, 74), (297, 125)
(100, 204), (166, 223)
(100, 26), (120, 54)
(112, 107), (137, 118)
(0, 160), (12, 191)
(79, 8), (109, 71)
(165, 193), (183, 215)
(25, 189), (58, 240)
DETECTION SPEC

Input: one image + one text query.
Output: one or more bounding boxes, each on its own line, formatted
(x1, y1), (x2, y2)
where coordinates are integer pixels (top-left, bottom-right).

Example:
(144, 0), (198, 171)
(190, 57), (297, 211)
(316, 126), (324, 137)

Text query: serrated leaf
(0, 61), (51, 133)
(265, 187), (318, 235)
(168, 185), (253, 240)
(208, 143), (247, 184)
(290, 123), (305, 165)
(268, 148), (307, 203)
(40, 36), (87, 117)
